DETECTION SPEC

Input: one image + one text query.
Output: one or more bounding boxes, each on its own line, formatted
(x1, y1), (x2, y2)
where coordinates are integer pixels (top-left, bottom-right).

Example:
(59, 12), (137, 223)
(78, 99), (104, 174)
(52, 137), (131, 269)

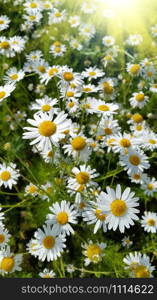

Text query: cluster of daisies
(0, 0), (157, 278)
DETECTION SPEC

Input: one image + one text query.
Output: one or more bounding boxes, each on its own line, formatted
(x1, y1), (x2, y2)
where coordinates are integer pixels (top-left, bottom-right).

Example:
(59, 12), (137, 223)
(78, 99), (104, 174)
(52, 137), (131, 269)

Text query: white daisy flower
(120, 148), (150, 175)
(0, 37), (13, 57)
(150, 83), (157, 93)
(24, 0), (43, 12)
(127, 63), (141, 76)
(63, 133), (92, 162)
(129, 172), (148, 184)
(102, 36), (115, 47)
(25, 183), (38, 197)
(0, 163), (20, 190)
(98, 116), (120, 137)
(82, 84), (99, 94)
(32, 58), (49, 75)
(82, 240), (106, 266)
(126, 34), (143, 46)
(39, 268), (56, 278)
(123, 252), (155, 278)
(40, 148), (60, 164)
(141, 131), (157, 151)
(82, 201), (107, 234)
(82, 67), (104, 80)
(50, 43), (66, 57)
(81, 2), (96, 14)
(59, 66), (83, 87)
(0, 15), (10, 31)
(46, 200), (78, 236)
(141, 212), (157, 233)
(141, 176), (157, 196)
(0, 246), (22, 276)
(88, 99), (119, 116)
(111, 132), (140, 154)
(9, 36), (26, 53)
(4, 67), (25, 84)
(79, 24), (96, 39)
(67, 165), (99, 194)
(121, 236), (133, 248)
(69, 16), (80, 27)
(129, 92), (149, 108)
(98, 184), (140, 233)
(40, 65), (60, 85)
(0, 83), (15, 103)
(23, 111), (71, 151)
(30, 224), (66, 261)
(48, 8), (66, 24)
(30, 96), (59, 115)
(70, 39), (82, 51)
(0, 226), (11, 248)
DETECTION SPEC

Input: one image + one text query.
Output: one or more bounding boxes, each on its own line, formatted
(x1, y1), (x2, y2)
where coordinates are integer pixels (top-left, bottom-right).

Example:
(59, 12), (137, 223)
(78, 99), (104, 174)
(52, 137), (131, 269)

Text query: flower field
(0, 0), (157, 278)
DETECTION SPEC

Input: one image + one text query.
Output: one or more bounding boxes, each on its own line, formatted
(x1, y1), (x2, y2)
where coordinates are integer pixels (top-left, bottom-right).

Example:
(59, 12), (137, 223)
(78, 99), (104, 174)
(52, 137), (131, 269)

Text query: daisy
(0, 163), (20, 190)
(40, 148), (60, 164)
(23, 111), (71, 151)
(66, 99), (79, 114)
(40, 182), (53, 201)
(81, 2), (96, 14)
(99, 78), (115, 98)
(39, 268), (56, 278)
(111, 132), (140, 154)
(0, 226), (11, 248)
(129, 92), (149, 108)
(4, 67), (25, 84)
(141, 177), (157, 196)
(102, 36), (115, 47)
(82, 240), (106, 266)
(127, 63), (141, 76)
(74, 193), (89, 217)
(25, 183), (39, 197)
(141, 212), (157, 233)
(82, 67), (104, 80)
(128, 113), (144, 125)
(0, 15), (10, 31)
(48, 8), (66, 24)
(67, 165), (99, 194)
(30, 96), (59, 115)
(88, 99), (118, 116)
(82, 84), (99, 94)
(98, 116), (120, 137)
(26, 50), (43, 62)
(46, 200), (78, 236)
(0, 83), (15, 103)
(24, 11), (43, 24)
(70, 39), (82, 51)
(123, 252), (155, 278)
(141, 131), (157, 151)
(120, 148), (150, 175)
(66, 264), (75, 273)
(9, 36), (26, 53)
(82, 201), (107, 234)
(79, 24), (96, 39)
(121, 236), (133, 248)
(30, 224), (66, 261)
(0, 37), (13, 57)
(59, 66), (83, 87)
(50, 43), (66, 57)
(68, 16), (80, 27)
(126, 34), (143, 46)
(24, 0), (42, 12)
(98, 184), (140, 233)
(0, 246), (22, 276)
(63, 133), (92, 162)
(26, 238), (39, 257)
(129, 172), (147, 184)
(32, 59), (49, 75)
(150, 83), (157, 93)
(40, 65), (60, 85)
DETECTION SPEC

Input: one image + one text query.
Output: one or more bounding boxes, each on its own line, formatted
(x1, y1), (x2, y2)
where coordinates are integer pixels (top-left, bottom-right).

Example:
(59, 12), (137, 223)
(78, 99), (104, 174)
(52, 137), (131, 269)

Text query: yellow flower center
(110, 199), (127, 217)
(28, 185), (37, 194)
(67, 91), (74, 97)
(42, 104), (51, 112)
(10, 74), (18, 80)
(68, 101), (74, 108)
(76, 172), (89, 184)
(120, 138), (131, 148)
(55, 12), (61, 17)
(98, 105), (109, 111)
(103, 82), (113, 94)
(30, 3), (37, 8)
(149, 139), (156, 144)
(107, 138), (116, 146)
(79, 202), (85, 209)
(63, 72), (74, 82)
(48, 68), (58, 76)
(56, 212), (69, 225)
(0, 170), (11, 181)
(54, 47), (61, 53)
(147, 183), (154, 190)
(47, 150), (54, 158)
(38, 65), (46, 73)
(95, 209), (106, 221)
(43, 236), (55, 249)
(136, 125), (142, 131)
(29, 15), (36, 21)
(133, 173), (141, 180)
(71, 136), (86, 151)
(0, 257), (14, 272)
(147, 218), (155, 226)
(0, 91), (6, 99)
(135, 93), (145, 102)
(87, 244), (101, 262)
(38, 121), (57, 137)
(0, 234), (5, 244)
(147, 71), (153, 77)
(77, 184), (85, 192)
(130, 64), (140, 74)
(83, 88), (92, 92)
(0, 20), (4, 24)
(135, 265), (150, 278)
(0, 41), (10, 49)
(132, 113), (143, 123)
(129, 155), (140, 166)
(89, 71), (96, 76)
(104, 128), (112, 135)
